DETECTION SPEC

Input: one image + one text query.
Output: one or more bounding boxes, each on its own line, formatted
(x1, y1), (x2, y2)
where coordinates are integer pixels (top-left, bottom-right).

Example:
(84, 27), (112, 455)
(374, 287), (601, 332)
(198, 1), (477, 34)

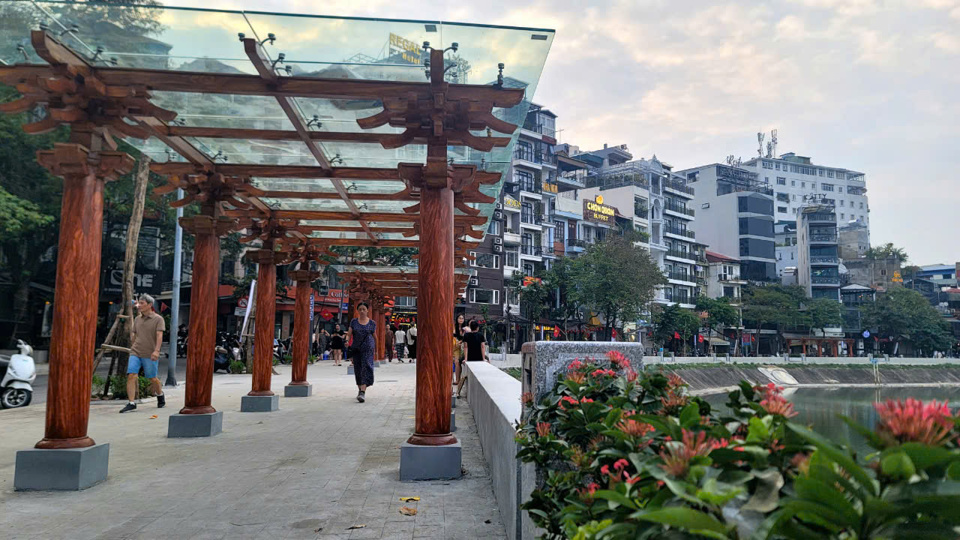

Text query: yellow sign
(542, 181), (558, 194)
(504, 196), (522, 209)
(389, 33), (422, 65)
(584, 198), (615, 224)
(892, 270), (903, 283)
(596, 195), (604, 204)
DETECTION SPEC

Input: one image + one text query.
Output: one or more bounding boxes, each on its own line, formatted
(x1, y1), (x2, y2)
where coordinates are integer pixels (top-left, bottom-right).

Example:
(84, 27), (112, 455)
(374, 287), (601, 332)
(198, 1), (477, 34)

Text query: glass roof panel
(1, 0), (555, 235)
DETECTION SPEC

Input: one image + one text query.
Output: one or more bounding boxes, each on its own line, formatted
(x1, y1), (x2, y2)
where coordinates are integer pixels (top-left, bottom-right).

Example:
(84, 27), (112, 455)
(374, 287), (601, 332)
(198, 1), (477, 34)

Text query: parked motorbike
(213, 332), (231, 373)
(273, 337), (291, 364)
(0, 340), (36, 409)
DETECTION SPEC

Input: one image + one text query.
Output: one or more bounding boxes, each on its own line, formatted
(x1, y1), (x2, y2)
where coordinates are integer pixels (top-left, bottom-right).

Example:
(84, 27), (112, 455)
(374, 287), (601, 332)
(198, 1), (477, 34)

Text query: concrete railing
(645, 355), (960, 367)
(463, 361), (537, 540)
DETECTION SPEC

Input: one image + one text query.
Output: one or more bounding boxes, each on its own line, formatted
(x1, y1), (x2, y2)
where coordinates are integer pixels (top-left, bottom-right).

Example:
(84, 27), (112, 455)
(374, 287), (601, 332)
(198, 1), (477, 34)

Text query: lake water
(710, 386), (960, 454)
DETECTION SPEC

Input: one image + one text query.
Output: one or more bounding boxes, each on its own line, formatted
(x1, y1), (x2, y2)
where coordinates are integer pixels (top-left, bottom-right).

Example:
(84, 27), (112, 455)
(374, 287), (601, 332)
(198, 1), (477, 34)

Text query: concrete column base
(15, 443), (110, 491)
(284, 384), (312, 397)
(451, 411), (456, 432)
(399, 440), (462, 481)
(347, 365), (355, 375)
(168, 411), (223, 438)
(241, 394), (279, 412)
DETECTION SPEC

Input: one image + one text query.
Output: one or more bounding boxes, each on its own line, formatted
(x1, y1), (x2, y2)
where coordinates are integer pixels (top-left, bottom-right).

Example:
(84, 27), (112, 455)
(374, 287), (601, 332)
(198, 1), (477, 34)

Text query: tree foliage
(652, 304), (701, 351)
(862, 288), (953, 354)
(803, 297), (843, 335)
(571, 234), (665, 339)
(864, 242), (908, 262)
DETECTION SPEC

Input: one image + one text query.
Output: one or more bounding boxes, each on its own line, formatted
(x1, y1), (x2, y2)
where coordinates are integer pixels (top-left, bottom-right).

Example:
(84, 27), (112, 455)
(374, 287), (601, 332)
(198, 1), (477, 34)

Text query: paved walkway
(0, 361), (506, 540)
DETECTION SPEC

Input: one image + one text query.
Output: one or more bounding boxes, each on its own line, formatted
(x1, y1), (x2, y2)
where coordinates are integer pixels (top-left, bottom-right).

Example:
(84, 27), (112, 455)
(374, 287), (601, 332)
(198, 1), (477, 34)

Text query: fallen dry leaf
(399, 496), (420, 502)
(149, 415), (158, 419)
(346, 524), (366, 530)
(399, 507), (417, 516)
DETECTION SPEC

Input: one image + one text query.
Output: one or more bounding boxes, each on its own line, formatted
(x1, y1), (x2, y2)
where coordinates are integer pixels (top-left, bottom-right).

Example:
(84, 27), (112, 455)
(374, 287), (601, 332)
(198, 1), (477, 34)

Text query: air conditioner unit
(496, 202), (503, 210)
(493, 210), (504, 220)
(493, 244), (503, 253)
(469, 277), (479, 287)
(493, 237), (503, 245)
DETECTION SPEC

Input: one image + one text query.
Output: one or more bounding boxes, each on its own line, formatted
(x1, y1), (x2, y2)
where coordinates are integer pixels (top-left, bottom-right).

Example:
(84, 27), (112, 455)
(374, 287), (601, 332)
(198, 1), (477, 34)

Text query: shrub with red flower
(521, 392), (534, 406)
(591, 368), (617, 378)
(606, 350), (630, 370)
(617, 417), (655, 438)
(536, 422), (551, 438)
(658, 429), (717, 478)
(874, 398), (954, 446)
(558, 396), (579, 410)
(566, 371), (586, 384)
(756, 382), (798, 418)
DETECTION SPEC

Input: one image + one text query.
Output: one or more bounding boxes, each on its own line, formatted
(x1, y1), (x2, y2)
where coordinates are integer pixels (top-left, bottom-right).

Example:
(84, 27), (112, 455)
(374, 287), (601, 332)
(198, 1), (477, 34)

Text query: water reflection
(710, 386), (960, 455)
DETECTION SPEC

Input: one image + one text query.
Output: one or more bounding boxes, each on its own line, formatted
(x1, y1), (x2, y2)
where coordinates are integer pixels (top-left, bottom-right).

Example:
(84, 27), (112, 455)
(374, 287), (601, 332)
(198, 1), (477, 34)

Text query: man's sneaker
(157, 394), (165, 408)
(119, 403), (136, 413)
(357, 391), (365, 403)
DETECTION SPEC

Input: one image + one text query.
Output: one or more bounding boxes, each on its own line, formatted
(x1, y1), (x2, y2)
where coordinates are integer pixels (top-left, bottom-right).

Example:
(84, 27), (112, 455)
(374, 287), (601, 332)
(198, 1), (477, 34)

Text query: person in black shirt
(330, 323), (345, 366)
(456, 320), (487, 397)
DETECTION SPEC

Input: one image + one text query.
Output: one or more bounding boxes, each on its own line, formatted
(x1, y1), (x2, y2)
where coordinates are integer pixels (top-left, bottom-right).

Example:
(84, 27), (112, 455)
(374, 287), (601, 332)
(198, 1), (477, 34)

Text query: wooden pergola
(1, 1), (553, 486)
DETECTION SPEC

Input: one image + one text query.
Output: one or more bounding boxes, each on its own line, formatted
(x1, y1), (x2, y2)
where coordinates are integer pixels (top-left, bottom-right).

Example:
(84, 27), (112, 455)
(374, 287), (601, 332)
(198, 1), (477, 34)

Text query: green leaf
(839, 414), (886, 450)
(885, 522), (960, 540)
(880, 451), (916, 479)
(631, 507), (729, 537)
(680, 402), (701, 428)
(592, 489), (638, 510)
(746, 416), (771, 443)
(787, 423), (879, 496)
(947, 461), (960, 480)
(742, 469), (784, 513)
(896, 443), (960, 471)
(793, 476), (860, 527)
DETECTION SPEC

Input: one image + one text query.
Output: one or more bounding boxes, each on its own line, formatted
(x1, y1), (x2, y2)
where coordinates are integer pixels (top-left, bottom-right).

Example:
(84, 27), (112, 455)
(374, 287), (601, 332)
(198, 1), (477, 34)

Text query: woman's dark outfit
(330, 331), (344, 352)
(463, 332), (485, 362)
(350, 318), (376, 387)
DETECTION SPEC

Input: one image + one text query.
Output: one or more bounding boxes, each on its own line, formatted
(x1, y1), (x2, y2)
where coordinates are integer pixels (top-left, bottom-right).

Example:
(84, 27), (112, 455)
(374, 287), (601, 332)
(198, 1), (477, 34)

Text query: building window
(488, 220), (501, 235)
(554, 222), (565, 243)
(838, 187), (843, 193)
(818, 169), (824, 176)
(801, 182), (805, 188)
(792, 194), (797, 201)
(859, 202), (864, 209)
(821, 183), (834, 192)
(827, 170), (834, 178)
(469, 252), (500, 269)
(506, 250), (518, 267)
(775, 162), (780, 170)
(840, 213), (845, 219)
(778, 206), (788, 213)
(776, 177), (786, 185)
(763, 160), (773, 169)
(469, 288), (500, 304)
(840, 200), (845, 207)
(811, 183), (817, 190)
(791, 180), (796, 186)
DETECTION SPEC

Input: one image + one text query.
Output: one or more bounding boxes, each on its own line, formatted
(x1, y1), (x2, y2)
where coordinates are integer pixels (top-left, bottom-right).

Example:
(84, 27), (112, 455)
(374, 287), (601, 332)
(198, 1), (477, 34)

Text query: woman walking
(346, 302), (376, 402)
(330, 323), (345, 366)
(453, 313), (466, 385)
(386, 324), (396, 362)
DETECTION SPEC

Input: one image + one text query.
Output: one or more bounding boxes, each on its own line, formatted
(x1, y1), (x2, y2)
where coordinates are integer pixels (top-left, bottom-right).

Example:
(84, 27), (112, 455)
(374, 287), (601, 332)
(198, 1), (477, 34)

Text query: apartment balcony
(667, 271), (697, 284)
(567, 238), (588, 253)
(665, 249), (696, 263)
(520, 245), (543, 257)
(539, 213), (555, 226)
(664, 200), (695, 219)
(806, 213), (836, 223)
(811, 276), (841, 286)
(663, 178), (695, 198)
(513, 149), (557, 167)
(809, 233), (837, 244)
(558, 171), (586, 189)
(503, 230), (521, 245)
(810, 255), (840, 265)
(542, 245), (556, 258)
(553, 241), (565, 256)
(518, 181), (542, 195)
(541, 181), (559, 195)
(664, 225), (696, 240)
(520, 213), (542, 228)
(634, 203), (649, 219)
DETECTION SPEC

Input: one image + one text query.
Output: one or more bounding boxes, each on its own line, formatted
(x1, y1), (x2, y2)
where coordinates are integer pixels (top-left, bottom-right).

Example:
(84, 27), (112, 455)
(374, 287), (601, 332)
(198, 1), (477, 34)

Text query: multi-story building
(838, 221), (870, 261)
(704, 251), (746, 303)
(742, 153), (869, 235)
(775, 221), (798, 279)
(576, 147), (699, 308)
(796, 204), (841, 301)
(678, 163), (776, 282)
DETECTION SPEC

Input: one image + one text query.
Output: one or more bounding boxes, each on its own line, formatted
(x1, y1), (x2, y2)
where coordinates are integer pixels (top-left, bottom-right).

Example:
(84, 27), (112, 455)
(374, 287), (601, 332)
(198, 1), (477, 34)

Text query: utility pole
(165, 187), (184, 387)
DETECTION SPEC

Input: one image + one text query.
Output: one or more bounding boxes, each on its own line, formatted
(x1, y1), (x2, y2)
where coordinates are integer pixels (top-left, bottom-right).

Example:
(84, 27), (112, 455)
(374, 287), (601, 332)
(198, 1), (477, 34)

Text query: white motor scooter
(0, 340), (36, 409)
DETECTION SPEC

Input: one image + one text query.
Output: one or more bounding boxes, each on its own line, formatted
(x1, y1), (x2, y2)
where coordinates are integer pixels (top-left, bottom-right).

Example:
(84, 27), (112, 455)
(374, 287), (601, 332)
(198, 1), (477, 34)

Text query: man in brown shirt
(120, 294), (166, 413)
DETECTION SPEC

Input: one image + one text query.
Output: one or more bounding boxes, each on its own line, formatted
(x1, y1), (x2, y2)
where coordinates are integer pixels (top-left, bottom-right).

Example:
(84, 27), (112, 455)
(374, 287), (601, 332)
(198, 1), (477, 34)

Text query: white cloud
(929, 31), (960, 53)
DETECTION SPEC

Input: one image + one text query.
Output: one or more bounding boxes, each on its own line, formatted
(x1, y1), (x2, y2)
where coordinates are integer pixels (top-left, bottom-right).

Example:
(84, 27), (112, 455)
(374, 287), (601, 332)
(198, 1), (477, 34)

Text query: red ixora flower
(591, 368), (617, 378)
(874, 398), (954, 446)
(755, 382), (798, 418)
(580, 397), (594, 404)
(659, 429), (717, 478)
(536, 422), (551, 437)
(617, 418), (655, 438)
(558, 396), (579, 410)
(568, 359), (585, 372)
(606, 350), (630, 369)
(567, 371), (586, 384)
(578, 482), (600, 500)
(521, 392), (534, 406)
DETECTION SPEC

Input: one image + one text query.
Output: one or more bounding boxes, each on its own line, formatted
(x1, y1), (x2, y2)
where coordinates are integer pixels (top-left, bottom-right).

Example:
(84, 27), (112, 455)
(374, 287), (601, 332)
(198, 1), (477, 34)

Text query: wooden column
(372, 297), (384, 360)
(408, 166), (456, 446)
(289, 270), (314, 386)
(179, 210), (232, 414)
(250, 243), (277, 396)
(35, 141), (133, 449)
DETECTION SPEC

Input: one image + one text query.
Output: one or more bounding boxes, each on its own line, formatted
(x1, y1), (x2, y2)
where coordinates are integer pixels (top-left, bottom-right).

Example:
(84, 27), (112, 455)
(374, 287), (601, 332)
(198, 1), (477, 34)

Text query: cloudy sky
(162, 0), (960, 265)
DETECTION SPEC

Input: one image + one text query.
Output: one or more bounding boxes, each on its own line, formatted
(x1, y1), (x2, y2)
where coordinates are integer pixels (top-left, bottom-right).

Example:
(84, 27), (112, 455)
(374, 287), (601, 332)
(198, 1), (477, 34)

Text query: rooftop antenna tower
(757, 132), (765, 158)
(770, 129), (778, 158)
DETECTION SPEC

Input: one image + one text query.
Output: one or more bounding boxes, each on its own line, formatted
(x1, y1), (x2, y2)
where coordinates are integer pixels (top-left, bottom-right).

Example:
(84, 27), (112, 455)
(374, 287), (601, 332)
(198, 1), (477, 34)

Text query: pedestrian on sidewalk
(346, 302), (376, 402)
(120, 294), (165, 413)
(407, 323), (418, 362)
(453, 313), (466, 385)
(386, 324), (396, 362)
(456, 320), (488, 398)
(394, 326), (407, 362)
(330, 324), (345, 366)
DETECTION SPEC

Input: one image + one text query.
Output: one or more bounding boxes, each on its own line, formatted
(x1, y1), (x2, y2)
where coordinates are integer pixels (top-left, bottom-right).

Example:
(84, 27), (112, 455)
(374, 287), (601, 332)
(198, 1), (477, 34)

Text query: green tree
(510, 270), (551, 342)
(542, 256), (581, 340)
(695, 296), (739, 353)
(652, 304), (700, 354)
(571, 234), (665, 340)
(864, 242), (908, 262)
(862, 288), (952, 355)
(740, 284), (806, 356)
(803, 297), (843, 337)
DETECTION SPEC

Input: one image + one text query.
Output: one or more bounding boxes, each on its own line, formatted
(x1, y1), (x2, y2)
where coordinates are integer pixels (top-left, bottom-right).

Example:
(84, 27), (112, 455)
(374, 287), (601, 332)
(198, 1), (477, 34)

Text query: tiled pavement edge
(0, 363), (507, 540)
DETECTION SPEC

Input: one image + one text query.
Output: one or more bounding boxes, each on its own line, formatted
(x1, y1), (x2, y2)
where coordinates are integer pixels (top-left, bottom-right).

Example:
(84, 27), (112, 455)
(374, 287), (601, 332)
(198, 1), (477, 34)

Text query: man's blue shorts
(127, 355), (158, 379)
